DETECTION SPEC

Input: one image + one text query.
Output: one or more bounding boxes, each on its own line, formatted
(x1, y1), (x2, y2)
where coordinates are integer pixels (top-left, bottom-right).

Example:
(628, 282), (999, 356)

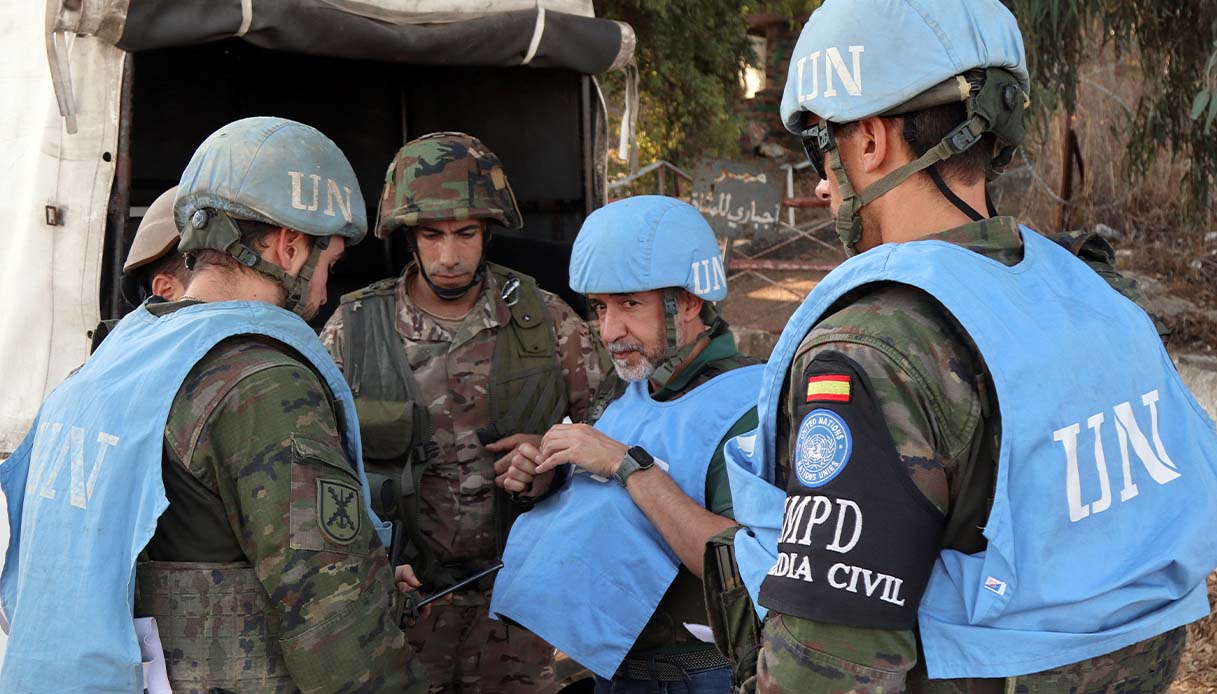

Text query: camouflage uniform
(142, 300), (426, 694)
(320, 267), (601, 694)
(755, 217), (1183, 694)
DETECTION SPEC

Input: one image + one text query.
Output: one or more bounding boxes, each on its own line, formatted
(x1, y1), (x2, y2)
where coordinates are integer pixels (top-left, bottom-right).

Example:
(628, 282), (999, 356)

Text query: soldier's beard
(608, 338), (669, 382)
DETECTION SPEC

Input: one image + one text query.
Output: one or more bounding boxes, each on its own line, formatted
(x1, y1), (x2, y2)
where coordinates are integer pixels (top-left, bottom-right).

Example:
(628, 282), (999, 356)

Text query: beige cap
(123, 186), (181, 272)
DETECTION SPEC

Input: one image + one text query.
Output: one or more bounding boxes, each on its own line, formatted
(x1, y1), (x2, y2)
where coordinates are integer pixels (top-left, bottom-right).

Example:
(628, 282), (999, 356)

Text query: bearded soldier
(320, 132), (601, 693)
(491, 196), (764, 693)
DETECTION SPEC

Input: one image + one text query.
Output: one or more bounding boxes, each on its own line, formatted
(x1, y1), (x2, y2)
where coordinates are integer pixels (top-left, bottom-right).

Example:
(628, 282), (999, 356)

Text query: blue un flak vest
(0, 301), (388, 693)
(490, 364), (764, 679)
(725, 227), (1217, 678)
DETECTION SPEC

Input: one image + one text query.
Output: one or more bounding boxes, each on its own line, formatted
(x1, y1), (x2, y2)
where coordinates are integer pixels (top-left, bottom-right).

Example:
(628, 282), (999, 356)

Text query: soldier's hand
(536, 423), (628, 478)
(394, 564), (450, 621)
(488, 434), (555, 497)
(395, 564), (424, 592)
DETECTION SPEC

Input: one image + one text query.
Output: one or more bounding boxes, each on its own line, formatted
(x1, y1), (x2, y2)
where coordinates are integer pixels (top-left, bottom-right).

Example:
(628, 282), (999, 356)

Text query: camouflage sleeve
(318, 308), (346, 371)
(759, 288), (982, 693)
(185, 355), (425, 693)
(1048, 229), (1170, 341)
(543, 291), (603, 423)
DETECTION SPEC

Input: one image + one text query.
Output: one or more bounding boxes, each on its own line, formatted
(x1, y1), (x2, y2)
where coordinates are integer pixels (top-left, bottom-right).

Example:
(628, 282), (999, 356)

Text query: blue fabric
(491, 365), (764, 678)
(593, 665), (732, 694)
(780, 0), (1028, 131)
(570, 196), (729, 301)
(726, 227), (1217, 678)
(176, 117), (367, 242)
(0, 301), (387, 693)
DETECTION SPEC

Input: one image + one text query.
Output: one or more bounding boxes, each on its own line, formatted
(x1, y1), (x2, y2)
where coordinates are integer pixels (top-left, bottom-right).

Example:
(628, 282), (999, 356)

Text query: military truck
(1, 0), (633, 455)
(0, 2), (633, 685)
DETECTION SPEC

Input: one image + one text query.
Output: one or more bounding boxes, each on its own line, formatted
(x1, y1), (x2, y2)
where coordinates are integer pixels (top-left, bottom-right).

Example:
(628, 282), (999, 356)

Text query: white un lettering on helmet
(689, 255), (727, 298)
(797, 45), (865, 103)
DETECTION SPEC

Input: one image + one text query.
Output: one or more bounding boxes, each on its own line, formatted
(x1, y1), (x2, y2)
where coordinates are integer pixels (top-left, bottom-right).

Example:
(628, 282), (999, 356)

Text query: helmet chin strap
(648, 290), (724, 389)
(186, 209), (327, 318)
(408, 233), (488, 301)
(827, 106), (996, 256)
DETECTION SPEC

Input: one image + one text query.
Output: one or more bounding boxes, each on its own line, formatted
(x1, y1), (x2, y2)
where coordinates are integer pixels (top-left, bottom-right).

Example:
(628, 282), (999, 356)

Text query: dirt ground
(1119, 231), (1217, 354)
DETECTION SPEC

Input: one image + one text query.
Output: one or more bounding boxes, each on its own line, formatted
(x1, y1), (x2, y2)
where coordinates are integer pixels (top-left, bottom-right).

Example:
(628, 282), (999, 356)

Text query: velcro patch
(318, 479), (361, 545)
(806, 374), (851, 403)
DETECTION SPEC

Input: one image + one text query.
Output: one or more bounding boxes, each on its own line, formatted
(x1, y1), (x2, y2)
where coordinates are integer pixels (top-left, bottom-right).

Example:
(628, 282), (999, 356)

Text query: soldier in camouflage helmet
(708, 1), (1213, 693)
(320, 131), (602, 693)
(0, 117), (428, 693)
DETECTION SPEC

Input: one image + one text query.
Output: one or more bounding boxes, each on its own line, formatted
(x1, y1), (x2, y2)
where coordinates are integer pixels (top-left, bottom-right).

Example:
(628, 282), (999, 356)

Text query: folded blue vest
(491, 365), (763, 678)
(0, 301), (386, 693)
(726, 228), (1217, 677)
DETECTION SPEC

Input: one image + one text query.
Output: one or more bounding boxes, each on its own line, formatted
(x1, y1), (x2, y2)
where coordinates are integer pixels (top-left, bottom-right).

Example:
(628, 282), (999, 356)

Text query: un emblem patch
(794, 409), (853, 488)
(318, 479), (361, 545)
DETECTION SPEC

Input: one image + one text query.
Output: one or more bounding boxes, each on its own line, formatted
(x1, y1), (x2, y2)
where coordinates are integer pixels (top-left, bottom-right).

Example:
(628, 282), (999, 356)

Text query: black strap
(928, 166), (985, 222)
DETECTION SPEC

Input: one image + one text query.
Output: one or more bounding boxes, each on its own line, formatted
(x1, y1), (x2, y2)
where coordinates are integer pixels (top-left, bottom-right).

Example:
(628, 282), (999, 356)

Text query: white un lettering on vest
(28, 422), (121, 510)
(757, 352), (944, 630)
(1052, 389), (1181, 523)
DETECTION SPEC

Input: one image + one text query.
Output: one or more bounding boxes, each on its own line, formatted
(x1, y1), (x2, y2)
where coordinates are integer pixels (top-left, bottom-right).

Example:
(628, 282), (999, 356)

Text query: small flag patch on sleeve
(806, 374), (851, 403)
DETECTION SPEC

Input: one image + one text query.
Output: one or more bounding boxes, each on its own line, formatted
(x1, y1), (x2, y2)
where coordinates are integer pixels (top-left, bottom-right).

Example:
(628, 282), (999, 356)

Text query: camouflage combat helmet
(176, 116), (367, 316)
(376, 132), (522, 301)
(374, 131), (522, 239)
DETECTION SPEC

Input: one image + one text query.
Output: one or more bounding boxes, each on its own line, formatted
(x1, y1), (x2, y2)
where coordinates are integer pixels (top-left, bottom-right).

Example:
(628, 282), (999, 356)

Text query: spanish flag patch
(806, 374), (851, 403)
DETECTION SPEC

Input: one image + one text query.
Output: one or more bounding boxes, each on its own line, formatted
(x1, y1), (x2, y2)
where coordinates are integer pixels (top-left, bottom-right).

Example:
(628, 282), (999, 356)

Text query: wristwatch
(614, 446), (655, 487)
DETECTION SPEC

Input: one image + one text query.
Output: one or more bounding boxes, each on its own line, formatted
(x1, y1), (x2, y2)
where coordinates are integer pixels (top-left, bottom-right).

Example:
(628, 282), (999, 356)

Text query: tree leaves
(1192, 91), (1211, 122)
(1015, 1), (1217, 211)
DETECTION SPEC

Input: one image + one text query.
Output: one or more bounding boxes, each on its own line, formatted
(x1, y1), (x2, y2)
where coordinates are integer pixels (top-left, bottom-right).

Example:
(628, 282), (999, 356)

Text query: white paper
(683, 622), (716, 644)
(135, 617), (173, 694)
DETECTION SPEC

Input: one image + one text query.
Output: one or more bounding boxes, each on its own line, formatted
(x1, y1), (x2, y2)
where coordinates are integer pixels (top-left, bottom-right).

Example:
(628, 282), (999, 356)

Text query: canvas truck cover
(1, 0), (635, 457)
(1, 0), (635, 666)
(51, 0), (634, 78)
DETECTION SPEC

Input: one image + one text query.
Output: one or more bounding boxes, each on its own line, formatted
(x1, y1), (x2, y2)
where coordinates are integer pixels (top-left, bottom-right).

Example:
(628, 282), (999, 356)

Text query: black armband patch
(759, 351), (945, 630)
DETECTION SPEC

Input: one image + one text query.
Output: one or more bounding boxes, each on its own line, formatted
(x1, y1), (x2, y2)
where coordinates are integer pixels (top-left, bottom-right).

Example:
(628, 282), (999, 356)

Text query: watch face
(628, 446), (654, 467)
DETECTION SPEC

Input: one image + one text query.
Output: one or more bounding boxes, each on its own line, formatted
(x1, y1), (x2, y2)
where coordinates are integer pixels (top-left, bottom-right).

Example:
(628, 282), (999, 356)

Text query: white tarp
(0, 3), (123, 456)
(1, 2), (123, 667)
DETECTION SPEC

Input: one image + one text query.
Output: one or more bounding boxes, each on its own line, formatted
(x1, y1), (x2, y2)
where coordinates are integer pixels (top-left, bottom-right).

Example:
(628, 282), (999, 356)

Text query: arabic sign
(690, 159), (784, 240)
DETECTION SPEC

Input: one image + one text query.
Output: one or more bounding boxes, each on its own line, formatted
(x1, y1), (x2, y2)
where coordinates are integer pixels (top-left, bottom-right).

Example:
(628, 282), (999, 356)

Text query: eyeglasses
(797, 122), (836, 181)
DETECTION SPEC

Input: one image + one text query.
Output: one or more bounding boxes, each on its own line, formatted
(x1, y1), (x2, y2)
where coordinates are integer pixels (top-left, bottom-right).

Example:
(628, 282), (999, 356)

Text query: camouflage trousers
(407, 588), (557, 694)
(754, 612), (1185, 694)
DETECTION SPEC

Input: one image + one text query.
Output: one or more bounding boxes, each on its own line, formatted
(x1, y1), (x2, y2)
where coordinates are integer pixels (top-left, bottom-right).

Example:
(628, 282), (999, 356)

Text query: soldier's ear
(271, 227), (310, 274)
(677, 290), (704, 324)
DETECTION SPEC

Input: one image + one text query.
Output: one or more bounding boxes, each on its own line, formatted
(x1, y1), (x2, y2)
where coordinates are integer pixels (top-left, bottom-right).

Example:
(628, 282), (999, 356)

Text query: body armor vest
(135, 562), (291, 694)
(338, 263), (567, 578)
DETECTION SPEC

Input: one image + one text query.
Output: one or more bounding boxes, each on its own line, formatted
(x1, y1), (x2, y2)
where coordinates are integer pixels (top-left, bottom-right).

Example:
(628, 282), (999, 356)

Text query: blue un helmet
(571, 195), (727, 385)
(176, 117), (366, 316)
(780, 0), (1030, 254)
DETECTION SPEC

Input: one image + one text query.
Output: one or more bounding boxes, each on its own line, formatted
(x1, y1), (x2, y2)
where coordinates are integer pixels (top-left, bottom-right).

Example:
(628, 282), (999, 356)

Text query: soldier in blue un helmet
(490, 196), (766, 693)
(716, 1), (1217, 692)
(0, 117), (427, 693)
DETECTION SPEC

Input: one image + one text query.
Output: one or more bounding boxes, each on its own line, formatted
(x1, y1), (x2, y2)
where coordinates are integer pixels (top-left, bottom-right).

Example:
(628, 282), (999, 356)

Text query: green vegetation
(597, 0), (1216, 209)
(1013, 1), (1217, 210)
